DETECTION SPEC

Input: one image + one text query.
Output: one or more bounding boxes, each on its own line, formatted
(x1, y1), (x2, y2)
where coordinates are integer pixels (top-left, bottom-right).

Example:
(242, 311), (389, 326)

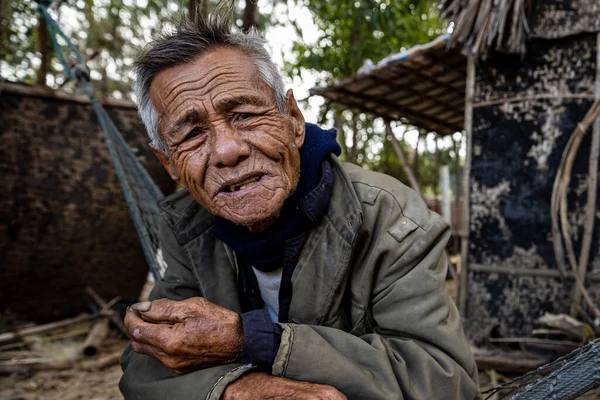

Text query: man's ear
(149, 143), (181, 182)
(285, 89), (305, 149)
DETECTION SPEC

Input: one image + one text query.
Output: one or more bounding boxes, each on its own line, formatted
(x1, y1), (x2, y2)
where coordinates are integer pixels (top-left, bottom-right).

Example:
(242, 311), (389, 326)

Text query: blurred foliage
(287, 0), (445, 82)
(2, 0), (178, 98)
(0, 0), (262, 99)
(1, 0), (463, 196)
(285, 0), (462, 195)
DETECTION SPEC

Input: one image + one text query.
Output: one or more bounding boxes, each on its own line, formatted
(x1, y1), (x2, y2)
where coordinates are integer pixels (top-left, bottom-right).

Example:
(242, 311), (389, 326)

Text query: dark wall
(530, 0), (600, 39)
(0, 85), (174, 322)
(466, 34), (600, 343)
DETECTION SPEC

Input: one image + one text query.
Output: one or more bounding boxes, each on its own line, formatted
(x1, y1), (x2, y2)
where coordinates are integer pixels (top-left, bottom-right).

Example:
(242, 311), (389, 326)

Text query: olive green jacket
(120, 157), (479, 399)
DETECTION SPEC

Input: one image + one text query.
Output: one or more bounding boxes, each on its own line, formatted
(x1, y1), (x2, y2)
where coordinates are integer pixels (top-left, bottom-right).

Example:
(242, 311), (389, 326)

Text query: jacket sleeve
(272, 209), (480, 400)
(119, 216), (253, 400)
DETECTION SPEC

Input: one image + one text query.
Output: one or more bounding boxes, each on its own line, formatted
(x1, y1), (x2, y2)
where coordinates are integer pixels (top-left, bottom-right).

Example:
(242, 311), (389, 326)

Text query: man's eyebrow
(216, 94), (273, 112)
(164, 109), (204, 136)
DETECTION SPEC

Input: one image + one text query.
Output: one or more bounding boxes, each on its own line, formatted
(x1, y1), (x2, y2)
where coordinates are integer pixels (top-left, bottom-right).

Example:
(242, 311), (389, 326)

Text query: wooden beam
(335, 87), (464, 133)
(364, 73), (465, 121)
(390, 63), (467, 102)
(385, 121), (422, 195)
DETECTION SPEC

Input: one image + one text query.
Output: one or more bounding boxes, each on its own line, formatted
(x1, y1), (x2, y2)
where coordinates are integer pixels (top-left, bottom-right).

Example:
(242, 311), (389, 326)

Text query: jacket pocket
(387, 216), (419, 243)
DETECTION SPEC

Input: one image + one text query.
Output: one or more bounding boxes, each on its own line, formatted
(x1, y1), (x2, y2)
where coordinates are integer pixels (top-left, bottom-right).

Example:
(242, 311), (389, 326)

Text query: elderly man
(120, 6), (479, 400)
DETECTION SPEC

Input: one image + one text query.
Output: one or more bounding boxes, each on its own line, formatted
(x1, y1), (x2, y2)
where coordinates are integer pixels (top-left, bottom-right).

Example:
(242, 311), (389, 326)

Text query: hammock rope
(35, 0), (166, 280)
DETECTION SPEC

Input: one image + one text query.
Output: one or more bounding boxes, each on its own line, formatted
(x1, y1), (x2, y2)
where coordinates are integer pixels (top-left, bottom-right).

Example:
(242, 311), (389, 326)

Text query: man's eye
(186, 127), (205, 140)
(235, 112), (254, 122)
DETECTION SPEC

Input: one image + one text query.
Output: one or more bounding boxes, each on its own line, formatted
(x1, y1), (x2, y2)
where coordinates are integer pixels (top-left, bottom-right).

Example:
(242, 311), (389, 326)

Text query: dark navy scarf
(214, 123), (341, 272)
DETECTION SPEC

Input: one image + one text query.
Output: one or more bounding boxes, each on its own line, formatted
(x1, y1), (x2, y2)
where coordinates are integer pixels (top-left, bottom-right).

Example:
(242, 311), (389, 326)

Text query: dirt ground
(1, 280), (598, 400)
(0, 332), (127, 400)
(0, 362), (124, 400)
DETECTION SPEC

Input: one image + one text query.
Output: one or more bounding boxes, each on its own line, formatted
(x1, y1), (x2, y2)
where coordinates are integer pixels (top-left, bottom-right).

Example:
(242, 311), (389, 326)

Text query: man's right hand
(222, 372), (347, 400)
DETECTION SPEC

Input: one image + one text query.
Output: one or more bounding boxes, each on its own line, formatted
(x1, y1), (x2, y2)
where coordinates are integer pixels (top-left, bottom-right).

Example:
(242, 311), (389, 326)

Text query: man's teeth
(228, 176), (261, 192)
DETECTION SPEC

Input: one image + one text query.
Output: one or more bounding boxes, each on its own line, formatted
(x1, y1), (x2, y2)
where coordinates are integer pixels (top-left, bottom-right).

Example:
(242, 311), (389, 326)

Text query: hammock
(34, 2), (600, 399)
(35, 0), (166, 280)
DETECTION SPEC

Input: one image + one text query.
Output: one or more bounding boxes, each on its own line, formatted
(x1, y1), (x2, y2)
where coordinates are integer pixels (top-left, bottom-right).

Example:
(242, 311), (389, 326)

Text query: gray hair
(133, 2), (287, 155)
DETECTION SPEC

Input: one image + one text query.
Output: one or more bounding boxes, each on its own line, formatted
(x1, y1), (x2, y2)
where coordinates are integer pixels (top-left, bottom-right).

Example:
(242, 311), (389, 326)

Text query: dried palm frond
(440, 0), (533, 58)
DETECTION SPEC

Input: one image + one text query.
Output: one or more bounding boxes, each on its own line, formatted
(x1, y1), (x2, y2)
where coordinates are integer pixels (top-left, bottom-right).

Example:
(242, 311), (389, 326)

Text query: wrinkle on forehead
(150, 47), (270, 117)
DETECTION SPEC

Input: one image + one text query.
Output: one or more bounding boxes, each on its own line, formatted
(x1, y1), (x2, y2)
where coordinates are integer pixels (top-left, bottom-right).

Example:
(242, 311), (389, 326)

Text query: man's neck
(247, 215), (280, 233)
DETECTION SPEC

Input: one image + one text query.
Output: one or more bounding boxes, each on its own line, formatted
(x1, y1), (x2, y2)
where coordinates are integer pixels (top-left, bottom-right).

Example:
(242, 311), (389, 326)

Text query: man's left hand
(124, 297), (243, 374)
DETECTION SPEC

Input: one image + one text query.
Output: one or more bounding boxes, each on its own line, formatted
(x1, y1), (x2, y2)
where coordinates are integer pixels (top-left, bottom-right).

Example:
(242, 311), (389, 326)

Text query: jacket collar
(158, 156), (362, 248)
(158, 156), (363, 323)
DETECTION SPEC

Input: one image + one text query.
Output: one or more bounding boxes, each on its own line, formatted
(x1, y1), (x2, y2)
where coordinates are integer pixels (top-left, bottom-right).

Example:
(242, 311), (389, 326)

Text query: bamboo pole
(385, 121), (422, 195)
(551, 99), (600, 320)
(0, 314), (100, 345)
(0, 0), (5, 60)
(458, 56), (476, 316)
(36, 15), (50, 86)
(242, 0), (258, 32)
(86, 287), (129, 338)
(82, 318), (110, 356)
(570, 32), (600, 316)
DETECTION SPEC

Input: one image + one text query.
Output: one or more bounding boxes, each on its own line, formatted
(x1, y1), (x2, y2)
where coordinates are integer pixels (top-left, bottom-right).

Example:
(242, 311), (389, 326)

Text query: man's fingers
(133, 298), (203, 323)
(130, 341), (185, 371)
(125, 308), (178, 350)
(130, 340), (165, 359)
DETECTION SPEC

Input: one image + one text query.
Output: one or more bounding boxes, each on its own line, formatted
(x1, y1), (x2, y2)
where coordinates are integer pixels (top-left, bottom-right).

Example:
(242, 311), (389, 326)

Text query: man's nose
(210, 126), (251, 168)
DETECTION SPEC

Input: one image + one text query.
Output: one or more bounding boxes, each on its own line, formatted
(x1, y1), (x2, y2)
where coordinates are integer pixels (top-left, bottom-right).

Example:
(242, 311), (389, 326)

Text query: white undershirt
(251, 266), (283, 322)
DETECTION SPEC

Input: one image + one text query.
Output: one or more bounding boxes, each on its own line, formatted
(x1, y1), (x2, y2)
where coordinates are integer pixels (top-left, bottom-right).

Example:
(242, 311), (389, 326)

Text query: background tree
(1, 0), (463, 197)
(0, 0), (264, 98)
(285, 0), (463, 196)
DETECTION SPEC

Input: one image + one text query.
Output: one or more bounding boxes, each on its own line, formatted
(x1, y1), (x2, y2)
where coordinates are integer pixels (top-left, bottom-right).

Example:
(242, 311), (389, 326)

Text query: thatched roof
(440, 0), (533, 57)
(310, 36), (466, 136)
(441, 0), (600, 57)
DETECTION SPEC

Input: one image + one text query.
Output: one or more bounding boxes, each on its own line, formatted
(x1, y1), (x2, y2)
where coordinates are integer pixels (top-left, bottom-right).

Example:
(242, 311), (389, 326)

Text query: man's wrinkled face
(149, 47), (305, 229)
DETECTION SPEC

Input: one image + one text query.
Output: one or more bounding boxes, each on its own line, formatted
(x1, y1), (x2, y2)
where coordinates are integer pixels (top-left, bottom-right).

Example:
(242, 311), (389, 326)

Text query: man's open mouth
(222, 174), (264, 193)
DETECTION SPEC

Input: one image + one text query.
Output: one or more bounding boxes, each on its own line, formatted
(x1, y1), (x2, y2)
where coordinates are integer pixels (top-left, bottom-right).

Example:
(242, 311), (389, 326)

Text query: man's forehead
(149, 46), (267, 109)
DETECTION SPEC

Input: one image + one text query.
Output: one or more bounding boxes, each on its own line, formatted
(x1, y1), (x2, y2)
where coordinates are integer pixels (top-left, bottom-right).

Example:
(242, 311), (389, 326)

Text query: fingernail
(133, 328), (142, 340)
(131, 301), (151, 312)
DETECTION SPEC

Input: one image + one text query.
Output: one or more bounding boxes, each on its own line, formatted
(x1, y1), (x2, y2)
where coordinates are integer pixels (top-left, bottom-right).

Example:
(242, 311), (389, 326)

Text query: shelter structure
(0, 82), (173, 321)
(311, 0), (600, 344)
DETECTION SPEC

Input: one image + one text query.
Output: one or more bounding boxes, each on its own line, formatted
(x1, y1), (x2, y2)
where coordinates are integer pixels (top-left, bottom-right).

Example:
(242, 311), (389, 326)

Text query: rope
(35, 0), (165, 280)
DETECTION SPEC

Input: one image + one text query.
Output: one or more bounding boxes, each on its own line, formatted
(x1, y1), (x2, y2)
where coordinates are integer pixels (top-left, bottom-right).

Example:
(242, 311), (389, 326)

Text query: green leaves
(284, 0), (456, 194)
(286, 0), (445, 84)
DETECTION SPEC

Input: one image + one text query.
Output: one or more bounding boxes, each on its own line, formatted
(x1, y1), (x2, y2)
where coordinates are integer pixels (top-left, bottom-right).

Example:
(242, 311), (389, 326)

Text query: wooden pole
(458, 57), (476, 317)
(413, 130), (423, 184)
(242, 0), (258, 32)
(37, 15), (50, 86)
(385, 121), (422, 195)
(334, 109), (348, 160)
(570, 32), (600, 316)
(441, 165), (452, 224)
(82, 319), (110, 356)
(0, 0), (6, 60)
(188, 0), (209, 17)
(434, 136), (440, 197)
(86, 287), (130, 338)
(0, 314), (100, 345)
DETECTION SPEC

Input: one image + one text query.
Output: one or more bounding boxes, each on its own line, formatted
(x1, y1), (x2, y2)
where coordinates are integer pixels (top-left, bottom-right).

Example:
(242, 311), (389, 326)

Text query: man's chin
(219, 210), (281, 232)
